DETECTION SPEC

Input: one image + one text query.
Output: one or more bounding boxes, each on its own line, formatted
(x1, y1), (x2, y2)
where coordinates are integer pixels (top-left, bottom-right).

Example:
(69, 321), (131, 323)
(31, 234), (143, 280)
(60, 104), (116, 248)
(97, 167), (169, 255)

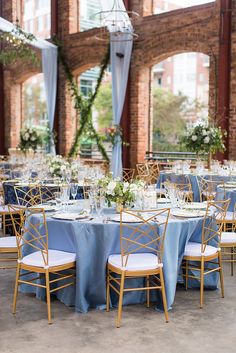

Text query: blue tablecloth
(157, 172), (234, 202)
(3, 182), (85, 205)
(21, 211), (219, 313)
(217, 187), (236, 212)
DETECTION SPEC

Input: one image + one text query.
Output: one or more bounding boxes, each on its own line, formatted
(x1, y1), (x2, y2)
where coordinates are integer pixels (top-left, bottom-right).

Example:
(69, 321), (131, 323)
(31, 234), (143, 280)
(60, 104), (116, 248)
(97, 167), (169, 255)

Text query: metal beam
(217, 0), (232, 160)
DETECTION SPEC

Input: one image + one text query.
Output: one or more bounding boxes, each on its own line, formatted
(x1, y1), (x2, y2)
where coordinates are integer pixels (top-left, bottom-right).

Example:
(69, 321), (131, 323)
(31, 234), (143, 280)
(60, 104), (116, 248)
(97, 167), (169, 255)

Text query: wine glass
(95, 195), (105, 221)
(70, 183), (78, 201)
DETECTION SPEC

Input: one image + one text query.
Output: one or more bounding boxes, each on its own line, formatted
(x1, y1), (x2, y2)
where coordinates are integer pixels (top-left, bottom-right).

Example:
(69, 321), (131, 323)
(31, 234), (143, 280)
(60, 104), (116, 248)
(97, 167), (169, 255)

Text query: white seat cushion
(0, 236), (17, 248)
(184, 242), (218, 257)
(221, 232), (236, 244)
(108, 253), (161, 271)
(21, 249), (76, 268)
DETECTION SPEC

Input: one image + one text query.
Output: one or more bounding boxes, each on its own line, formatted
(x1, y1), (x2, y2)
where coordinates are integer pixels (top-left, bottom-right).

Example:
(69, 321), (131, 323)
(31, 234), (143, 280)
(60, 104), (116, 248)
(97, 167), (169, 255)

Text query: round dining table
(21, 205), (219, 313)
(157, 171), (236, 202)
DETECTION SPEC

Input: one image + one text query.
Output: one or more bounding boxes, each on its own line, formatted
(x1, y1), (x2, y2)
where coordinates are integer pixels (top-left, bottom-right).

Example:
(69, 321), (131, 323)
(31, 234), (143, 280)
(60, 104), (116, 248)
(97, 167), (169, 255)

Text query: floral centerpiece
(46, 155), (70, 178)
(104, 125), (129, 147)
(182, 123), (226, 155)
(19, 127), (43, 152)
(98, 175), (145, 209)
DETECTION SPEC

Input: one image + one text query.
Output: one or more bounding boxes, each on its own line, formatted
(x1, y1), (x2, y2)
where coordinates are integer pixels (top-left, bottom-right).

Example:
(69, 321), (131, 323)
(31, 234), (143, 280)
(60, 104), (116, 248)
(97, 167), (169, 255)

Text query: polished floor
(0, 264), (236, 353)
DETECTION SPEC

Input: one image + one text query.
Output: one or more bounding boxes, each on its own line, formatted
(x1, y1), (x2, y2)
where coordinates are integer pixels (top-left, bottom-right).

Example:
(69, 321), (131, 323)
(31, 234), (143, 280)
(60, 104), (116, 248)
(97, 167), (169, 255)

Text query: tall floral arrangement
(19, 127), (43, 152)
(46, 155), (70, 178)
(182, 123), (226, 155)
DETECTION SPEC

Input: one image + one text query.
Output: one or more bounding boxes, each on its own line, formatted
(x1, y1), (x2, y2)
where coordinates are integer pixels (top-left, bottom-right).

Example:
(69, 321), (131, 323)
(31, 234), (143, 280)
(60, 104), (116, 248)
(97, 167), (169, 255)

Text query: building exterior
(0, 0), (235, 167)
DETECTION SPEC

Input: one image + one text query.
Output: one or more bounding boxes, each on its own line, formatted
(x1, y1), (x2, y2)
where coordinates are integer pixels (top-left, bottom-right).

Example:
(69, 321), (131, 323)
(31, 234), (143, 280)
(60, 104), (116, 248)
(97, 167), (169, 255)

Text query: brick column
(4, 71), (21, 149)
(129, 66), (151, 168)
(56, 0), (76, 155)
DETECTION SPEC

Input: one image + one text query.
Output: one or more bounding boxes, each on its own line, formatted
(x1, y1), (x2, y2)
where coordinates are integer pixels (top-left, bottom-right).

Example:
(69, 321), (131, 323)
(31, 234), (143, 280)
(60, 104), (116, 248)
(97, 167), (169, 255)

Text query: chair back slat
(8, 205), (49, 266)
(120, 209), (170, 267)
(201, 199), (230, 253)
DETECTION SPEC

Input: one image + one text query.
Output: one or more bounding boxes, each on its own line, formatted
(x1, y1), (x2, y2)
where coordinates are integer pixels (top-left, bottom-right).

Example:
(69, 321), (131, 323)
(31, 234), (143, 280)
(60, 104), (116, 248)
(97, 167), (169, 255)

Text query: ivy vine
(54, 37), (110, 161)
(0, 23), (39, 66)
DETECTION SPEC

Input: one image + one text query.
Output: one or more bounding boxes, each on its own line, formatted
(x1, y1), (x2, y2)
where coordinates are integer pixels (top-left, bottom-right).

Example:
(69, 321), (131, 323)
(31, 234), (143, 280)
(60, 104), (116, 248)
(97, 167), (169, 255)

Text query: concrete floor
(0, 266), (236, 353)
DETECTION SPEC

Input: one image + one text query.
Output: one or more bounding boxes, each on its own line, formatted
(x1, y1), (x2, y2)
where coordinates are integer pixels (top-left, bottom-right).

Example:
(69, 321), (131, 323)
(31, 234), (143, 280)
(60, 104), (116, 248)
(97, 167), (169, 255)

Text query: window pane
(22, 0), (51, 39)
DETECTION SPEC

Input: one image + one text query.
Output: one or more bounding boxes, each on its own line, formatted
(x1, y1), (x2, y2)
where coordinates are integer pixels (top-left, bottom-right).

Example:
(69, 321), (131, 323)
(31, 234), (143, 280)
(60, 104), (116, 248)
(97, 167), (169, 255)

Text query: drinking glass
(70, 183), (78, 201)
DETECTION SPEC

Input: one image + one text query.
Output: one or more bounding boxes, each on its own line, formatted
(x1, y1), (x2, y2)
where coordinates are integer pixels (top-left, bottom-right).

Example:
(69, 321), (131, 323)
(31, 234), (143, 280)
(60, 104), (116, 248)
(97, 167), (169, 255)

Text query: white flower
(107, 181), (116, 195)
(204, 136), (210, 144)
(129, 184), (139, 193)
(123, 182), (129, 192)
(202, 129), (207, 136)
(60, 165), (66, 171)
(31, 136), (36, 141)
(24, 132), (29, 140)
(191, 135), (197, 141)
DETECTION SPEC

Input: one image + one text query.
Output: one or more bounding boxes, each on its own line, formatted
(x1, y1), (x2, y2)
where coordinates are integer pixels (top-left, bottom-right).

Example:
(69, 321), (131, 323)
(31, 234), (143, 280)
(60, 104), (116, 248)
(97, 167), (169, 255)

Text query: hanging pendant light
(94, 0), (139, 42)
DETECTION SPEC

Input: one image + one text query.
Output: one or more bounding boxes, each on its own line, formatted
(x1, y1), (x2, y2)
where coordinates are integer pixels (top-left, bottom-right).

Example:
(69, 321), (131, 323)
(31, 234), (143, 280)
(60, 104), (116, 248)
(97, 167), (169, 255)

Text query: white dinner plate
(110, 214), (144, 223)
(171, 210), (205, 218)
(52, 212), (89, 221)
(29, 204), (57, 212)
(157, 198), (171, 204)
(183, 202), (207, 211)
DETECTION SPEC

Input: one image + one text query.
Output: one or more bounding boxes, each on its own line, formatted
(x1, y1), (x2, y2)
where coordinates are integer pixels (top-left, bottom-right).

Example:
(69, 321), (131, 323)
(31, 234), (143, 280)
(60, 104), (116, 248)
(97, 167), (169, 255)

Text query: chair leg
(200, 257), (204, 309)
(185, 260), (188, 291)
(45, 270), (52, 324)
(231, 247), (234, 276)
(218, 252), (225, 298)
(12, 263), (20, 314)
(146, 275), (150, 308)
(3, 214), (6, 235)
(116, 271), (125, 328)
(106, 268), (110, 312)
(159, 268), (169, 323)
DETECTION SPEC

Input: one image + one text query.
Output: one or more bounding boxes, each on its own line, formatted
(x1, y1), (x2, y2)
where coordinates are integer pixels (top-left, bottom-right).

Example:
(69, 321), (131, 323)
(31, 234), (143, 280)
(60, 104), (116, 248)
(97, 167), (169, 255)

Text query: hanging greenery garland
(0, 23), (39, 66)
(54, 37), (110, 161)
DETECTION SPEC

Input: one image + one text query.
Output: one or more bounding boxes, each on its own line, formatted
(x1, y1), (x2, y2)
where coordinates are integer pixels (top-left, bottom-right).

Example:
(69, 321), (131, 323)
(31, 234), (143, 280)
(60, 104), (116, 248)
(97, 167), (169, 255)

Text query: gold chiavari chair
(182, 198), (230, 308)
(147, 162), (160, 185)
(106, 208), (170, 327)
(14, 184), (42, 207)
(136, 163), (150, 183)
(0, 207), (19, 269)
(123, 168), (135, 182)
(219, 203), (236, 276)
(8, 205), (76, 324)
(40, 185), (61, 204)
(198, 177), (225, 202)
(83, 178), (93, 199)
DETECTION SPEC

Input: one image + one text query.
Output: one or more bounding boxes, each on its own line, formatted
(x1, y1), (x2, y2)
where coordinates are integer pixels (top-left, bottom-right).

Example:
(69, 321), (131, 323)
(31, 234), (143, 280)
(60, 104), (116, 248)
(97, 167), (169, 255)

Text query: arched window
(152, 52), (209, 151)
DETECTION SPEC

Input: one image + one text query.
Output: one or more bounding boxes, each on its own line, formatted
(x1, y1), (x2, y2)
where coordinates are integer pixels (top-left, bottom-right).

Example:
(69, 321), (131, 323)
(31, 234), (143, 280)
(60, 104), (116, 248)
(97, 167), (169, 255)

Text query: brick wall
(1, 0), (236, 167)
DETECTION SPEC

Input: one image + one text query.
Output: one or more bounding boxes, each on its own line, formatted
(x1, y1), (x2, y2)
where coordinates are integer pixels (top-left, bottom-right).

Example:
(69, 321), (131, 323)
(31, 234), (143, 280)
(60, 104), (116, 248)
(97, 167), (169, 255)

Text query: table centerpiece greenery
(97, 175), (145, 210)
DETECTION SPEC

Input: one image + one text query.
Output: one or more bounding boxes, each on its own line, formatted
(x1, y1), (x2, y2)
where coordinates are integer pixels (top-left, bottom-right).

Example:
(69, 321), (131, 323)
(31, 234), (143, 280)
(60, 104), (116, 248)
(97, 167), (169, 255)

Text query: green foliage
(152, 87), (208, 152)
(152, 87), (187, 151)
(54, 37), (110, 161)
(0, 24), (39, 66)
(181, 123), (226, 154)
(94, 81), (113, 129)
